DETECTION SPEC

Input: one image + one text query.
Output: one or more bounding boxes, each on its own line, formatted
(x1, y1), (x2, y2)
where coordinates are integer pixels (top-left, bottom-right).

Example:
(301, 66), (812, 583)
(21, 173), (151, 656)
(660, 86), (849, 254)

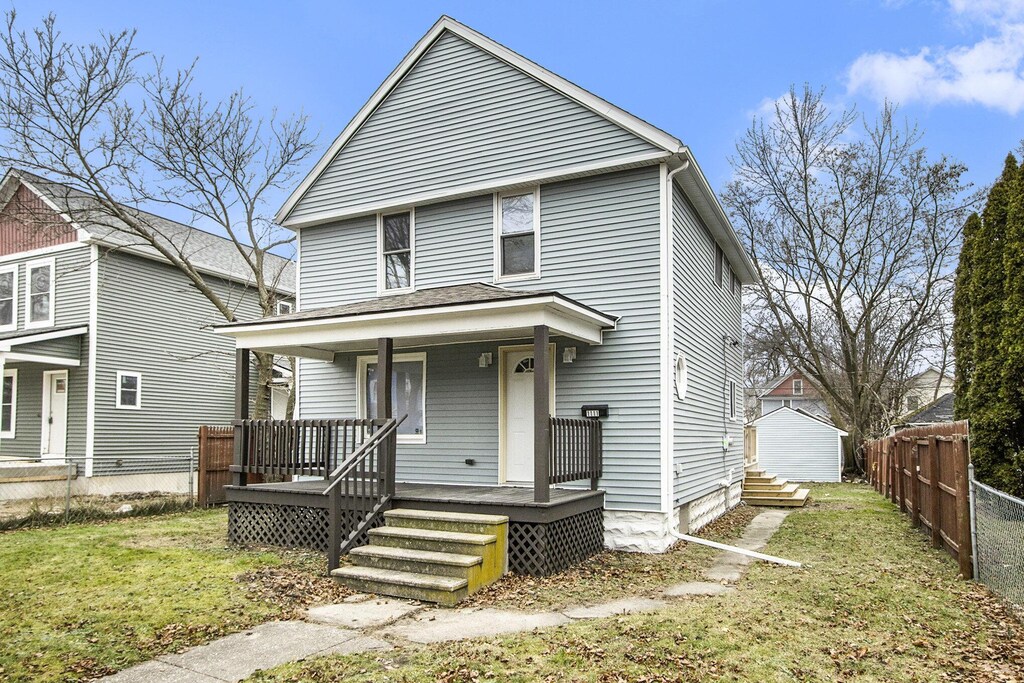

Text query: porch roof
(216, 283), (618, 361)
(0, 325), (86, 367)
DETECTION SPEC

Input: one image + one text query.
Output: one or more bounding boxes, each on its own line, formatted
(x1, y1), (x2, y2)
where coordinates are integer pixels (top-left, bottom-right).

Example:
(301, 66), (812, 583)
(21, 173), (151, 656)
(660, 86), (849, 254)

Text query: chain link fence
(0, 452), (197, 530)
(971, 473), (1024, 619)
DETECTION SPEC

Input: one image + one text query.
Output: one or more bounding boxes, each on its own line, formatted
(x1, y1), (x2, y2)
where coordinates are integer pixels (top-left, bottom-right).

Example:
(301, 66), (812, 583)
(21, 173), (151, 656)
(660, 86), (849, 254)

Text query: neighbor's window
(380, 211), (413, 291)
(276, 300), (293, 315)
(25, 259), (53, 327)
(1, 369), (17, 438)
(792, 379), (804, 395)
(497, 191), (538, 278)
(359, 352), (425, 443)
(730, 269), (738, 295)
(116, 371), (142, 409)
(906, 395), (920, 411)
(0, 266), (16, 330)
(714, 244), (724, 287)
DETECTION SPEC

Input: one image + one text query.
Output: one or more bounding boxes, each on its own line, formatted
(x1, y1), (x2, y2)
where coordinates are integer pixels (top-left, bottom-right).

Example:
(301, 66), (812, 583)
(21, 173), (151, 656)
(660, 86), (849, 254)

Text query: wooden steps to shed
(741, 470), (810, 507)
(331, 508), (508, 606)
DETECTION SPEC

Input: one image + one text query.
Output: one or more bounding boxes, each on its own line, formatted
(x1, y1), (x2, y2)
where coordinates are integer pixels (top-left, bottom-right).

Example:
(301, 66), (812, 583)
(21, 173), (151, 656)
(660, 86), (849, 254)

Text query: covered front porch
(216, 284), (616, 575)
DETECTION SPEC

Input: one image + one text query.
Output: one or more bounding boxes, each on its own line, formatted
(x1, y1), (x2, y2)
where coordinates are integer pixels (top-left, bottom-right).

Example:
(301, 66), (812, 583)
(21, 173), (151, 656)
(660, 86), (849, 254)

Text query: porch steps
(741, 472), (810, 508)
(331, 508), (508, 606)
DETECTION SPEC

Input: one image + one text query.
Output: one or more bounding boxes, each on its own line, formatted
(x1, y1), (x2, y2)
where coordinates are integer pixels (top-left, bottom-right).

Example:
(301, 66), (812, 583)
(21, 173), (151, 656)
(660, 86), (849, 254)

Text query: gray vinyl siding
(0, 245), (91, 463)
(288, 30), (659, 223)
(671, 184), (744, 506)
(92, 250), (260, 475)
(298, 166), (663, 511)
(755, 410), (843, 482)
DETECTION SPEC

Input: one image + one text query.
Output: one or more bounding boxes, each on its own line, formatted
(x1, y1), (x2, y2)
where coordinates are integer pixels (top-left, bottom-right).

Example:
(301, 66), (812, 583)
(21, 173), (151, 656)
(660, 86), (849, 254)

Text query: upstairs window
(25, 259), (54, 328)
(714, 243), (724, 287)
(379, 211), (413, 292)
(0, 266), (16, 331)
(730, 269), (739, 295)
(496, 190), (539, 279)
(116, 371), (142, 409)
(792, 379), (804, 395)
(1, 369), (16, 438)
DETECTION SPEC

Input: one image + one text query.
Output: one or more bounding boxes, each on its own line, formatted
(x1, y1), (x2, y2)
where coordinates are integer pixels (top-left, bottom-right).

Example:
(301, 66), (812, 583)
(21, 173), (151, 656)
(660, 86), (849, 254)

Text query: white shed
(750, 407), (847, 482)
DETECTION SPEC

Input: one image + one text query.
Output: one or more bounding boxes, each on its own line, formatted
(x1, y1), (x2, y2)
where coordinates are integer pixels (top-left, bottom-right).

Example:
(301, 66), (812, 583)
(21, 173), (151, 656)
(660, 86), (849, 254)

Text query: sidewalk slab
(383, 608), (569, 644)
(663, 581), (735, 597)
(563, 598), (666, 619)
(307, 598), (421, 629)
(156, 621), (361, 682)
(99, 661), (222, 683)
(706, 510), (790, 582)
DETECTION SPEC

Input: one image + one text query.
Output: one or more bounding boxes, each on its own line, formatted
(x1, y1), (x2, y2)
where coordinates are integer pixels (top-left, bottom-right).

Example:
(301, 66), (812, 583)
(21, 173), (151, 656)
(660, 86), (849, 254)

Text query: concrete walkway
(100, 509), (793, 683)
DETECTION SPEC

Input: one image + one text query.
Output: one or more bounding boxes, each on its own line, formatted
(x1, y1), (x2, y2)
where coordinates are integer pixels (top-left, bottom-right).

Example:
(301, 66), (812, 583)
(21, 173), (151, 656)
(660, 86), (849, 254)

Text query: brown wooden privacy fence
(197, 426), (235, 507)
(549, 416), (603, 488)
(863, 421), (974, 578)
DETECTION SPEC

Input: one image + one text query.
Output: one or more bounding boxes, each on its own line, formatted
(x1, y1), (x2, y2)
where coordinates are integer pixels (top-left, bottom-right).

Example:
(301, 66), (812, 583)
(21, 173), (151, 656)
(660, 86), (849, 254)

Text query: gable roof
(899, 392), (956, 425)
(750, 406), (849, 436)
(2, 169), (295, 294)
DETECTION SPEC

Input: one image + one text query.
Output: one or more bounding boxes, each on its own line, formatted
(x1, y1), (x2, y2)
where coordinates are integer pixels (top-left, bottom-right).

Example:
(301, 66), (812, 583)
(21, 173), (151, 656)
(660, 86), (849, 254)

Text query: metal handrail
(321, 415), (407, 496)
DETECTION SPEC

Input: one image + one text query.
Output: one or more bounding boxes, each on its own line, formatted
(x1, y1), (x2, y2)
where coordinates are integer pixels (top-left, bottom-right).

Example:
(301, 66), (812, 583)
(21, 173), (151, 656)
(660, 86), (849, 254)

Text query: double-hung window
(496, 189), (539, 279)
(0, 265), (16, 331)
(1, 369), (17, 438)
(357, 352), (426, 444)
(714, 244), (724, 287)
(25, 259), (54, 328)
(116, 371), (142, 409)
(792, 379), (804, 396)
(379, 211), (413, 292)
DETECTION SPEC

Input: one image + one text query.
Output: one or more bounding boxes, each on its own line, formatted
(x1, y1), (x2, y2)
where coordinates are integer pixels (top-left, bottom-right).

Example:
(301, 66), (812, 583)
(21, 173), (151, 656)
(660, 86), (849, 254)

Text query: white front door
(41, 370), (68, 461)
(501, 346), (554, 484)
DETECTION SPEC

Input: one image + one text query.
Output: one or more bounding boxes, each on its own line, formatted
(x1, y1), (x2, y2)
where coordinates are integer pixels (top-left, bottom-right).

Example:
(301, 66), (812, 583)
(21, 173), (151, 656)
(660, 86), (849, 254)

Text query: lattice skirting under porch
(508, 507), (604, 576)
(228, 502), (382, 553)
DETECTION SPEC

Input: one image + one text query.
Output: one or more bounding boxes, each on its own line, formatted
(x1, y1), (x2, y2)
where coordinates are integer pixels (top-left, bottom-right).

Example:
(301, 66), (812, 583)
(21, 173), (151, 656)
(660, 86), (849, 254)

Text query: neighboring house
(750, 407), (847, 482)
(0, 169), (293, 496)
(216, 16), (755, 581)
(892, 392), (956, 432)
(754, 370), (829, 418)
(902, 368), (954, 415)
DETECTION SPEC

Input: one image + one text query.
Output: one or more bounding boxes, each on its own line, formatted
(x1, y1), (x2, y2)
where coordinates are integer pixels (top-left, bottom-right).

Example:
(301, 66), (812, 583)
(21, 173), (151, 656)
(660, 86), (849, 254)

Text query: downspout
(669, 527), (803, 568)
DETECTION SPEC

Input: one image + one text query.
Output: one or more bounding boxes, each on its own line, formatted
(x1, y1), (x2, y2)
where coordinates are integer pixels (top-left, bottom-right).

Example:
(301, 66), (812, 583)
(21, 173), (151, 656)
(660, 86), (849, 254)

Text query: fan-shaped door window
(514, 357), (535, 374)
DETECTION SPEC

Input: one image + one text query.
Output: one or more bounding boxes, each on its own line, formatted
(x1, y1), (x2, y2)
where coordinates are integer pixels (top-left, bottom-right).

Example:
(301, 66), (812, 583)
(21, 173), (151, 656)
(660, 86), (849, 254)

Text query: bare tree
(0, 11), (315, 415)
(723, 86), (974, 466)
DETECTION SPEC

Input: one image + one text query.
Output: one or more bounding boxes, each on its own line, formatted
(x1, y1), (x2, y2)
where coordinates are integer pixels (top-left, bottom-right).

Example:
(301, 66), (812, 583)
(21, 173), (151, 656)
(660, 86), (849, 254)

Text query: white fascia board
(282, 150), (669, 230)
(220, 299), (612, 351)
(670, 151), (757, 284)
(0, 351), (80, 366)
(0, 325), (88, 351)
(275, 14), (682, 226)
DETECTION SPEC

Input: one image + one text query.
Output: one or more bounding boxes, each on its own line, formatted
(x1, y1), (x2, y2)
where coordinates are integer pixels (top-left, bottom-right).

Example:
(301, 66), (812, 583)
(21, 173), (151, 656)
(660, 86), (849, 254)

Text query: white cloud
(846, 3), (1024, 115)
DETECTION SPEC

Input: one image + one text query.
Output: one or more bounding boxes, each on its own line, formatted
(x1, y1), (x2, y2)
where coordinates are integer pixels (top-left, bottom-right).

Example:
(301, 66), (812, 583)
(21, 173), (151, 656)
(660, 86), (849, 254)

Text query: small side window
(730, 269), (739, 295)
(1, 369), (17, 438)
(496, 190), (539, 280)
(276, 300), (293, 315)
(714, 244), (723, 287)
(0, 266), (16, 331)
(116, 371), (142, 409)
(729, 380), (737, 419)
(792, 379), (804, 396)
(379, 211), (413, 292)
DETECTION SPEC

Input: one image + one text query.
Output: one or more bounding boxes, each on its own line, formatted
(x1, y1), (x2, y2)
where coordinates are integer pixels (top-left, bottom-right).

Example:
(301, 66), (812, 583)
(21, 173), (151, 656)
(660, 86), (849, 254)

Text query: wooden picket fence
(863, 421), (974, 578)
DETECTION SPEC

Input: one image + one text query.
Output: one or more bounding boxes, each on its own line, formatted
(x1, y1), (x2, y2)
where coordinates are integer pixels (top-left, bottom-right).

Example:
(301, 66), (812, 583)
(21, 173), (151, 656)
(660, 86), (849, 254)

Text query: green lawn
(0, 509), (349, 683)
(251, 484), (1024, 683)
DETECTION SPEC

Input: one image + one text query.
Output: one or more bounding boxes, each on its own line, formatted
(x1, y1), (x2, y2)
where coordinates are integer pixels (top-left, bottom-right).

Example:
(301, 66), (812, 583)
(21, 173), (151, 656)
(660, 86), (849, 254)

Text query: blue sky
(35, 0), (1024, 210)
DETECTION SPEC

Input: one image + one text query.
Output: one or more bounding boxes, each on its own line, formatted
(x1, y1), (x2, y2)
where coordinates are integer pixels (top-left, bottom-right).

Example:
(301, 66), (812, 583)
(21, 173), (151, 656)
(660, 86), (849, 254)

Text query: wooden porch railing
(323, 415), (404, 570)
(230, 418), (385, 482)
(549, 416), (603, 489)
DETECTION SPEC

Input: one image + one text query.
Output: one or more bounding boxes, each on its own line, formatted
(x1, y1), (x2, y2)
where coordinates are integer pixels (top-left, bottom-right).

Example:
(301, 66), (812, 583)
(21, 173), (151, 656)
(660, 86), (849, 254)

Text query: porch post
(232, 348), (250, 487)
(533, 325), (551, 503)
(376, 337), (395, 497)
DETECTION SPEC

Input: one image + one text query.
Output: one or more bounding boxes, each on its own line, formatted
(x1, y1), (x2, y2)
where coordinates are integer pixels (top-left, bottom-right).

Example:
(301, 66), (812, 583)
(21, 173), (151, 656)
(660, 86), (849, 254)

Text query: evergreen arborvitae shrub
(998, 158), (1024, 495)
(953, 212), (979, 420)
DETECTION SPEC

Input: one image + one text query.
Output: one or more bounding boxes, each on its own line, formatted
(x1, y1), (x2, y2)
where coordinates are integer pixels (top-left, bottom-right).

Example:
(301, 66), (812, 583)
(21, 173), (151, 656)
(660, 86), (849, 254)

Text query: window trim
(356, 351), (426, 444)
(792, 379), (804, 396)
(115, 371), (143, 410)
(24, 257), (55, 329)
(376, 209), (415, 295)
(1, 368), (17, 438)
(493, 187), (541, 283)
(0, 264), (17, 332)
(276, 300), (293, 316)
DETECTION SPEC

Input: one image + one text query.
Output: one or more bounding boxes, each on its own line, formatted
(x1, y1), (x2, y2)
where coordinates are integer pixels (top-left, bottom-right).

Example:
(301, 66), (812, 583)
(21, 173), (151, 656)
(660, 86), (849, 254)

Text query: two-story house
(0, 169), (293, 498)
(754, 370), (830, 419)
(217, 17), (755, 600)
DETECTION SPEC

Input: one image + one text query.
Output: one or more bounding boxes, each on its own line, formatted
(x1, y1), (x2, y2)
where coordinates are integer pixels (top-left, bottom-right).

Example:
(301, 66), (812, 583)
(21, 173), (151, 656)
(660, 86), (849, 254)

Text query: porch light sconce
(562, 347), (577, 364)
(478, 352), (492, 368)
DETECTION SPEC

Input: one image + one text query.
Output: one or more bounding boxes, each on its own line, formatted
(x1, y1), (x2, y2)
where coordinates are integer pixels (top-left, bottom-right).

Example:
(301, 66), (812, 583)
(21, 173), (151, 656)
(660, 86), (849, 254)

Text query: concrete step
(742, 483), (798, 498)
(331, 566), (468, 607)
(368, 525), (496, 555)
(349, 544), (482, 580)
(384, 508), (509, 536)
(742, 488), (810, 507)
